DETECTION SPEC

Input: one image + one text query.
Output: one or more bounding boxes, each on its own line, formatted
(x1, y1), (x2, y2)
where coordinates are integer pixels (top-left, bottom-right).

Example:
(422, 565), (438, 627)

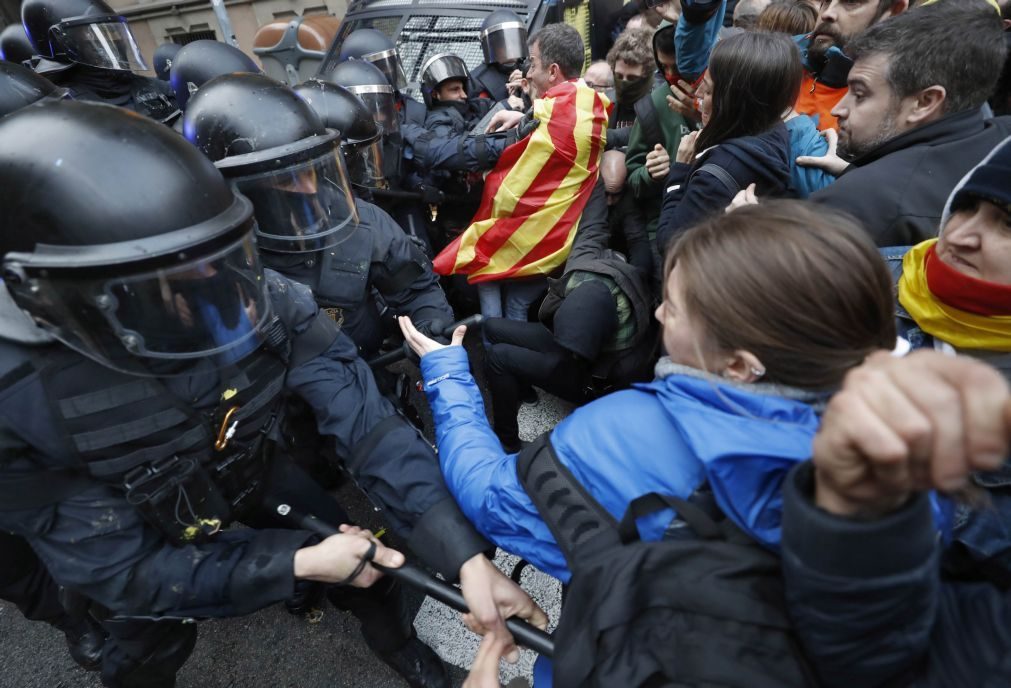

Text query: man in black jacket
(781, 349), (1011, 687)
(809, 1), (1011, 247)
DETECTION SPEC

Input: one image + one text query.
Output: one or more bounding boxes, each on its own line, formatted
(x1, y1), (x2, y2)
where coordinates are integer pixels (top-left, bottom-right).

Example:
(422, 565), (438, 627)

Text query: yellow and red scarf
(898, 239), (1011, 351)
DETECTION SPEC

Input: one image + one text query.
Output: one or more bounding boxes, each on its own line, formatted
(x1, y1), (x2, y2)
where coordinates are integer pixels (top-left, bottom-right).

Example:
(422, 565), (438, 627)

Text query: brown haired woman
(397, 200), (896, 584)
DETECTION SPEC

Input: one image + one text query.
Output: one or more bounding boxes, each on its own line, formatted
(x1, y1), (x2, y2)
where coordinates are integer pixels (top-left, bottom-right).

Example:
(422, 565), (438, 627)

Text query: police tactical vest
(29, 342), (286, 545)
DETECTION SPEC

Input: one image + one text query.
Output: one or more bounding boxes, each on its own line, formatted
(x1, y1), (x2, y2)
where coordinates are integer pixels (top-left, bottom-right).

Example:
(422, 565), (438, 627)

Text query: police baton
(268, 499), (555, 658)
(367, 314), (484, 369)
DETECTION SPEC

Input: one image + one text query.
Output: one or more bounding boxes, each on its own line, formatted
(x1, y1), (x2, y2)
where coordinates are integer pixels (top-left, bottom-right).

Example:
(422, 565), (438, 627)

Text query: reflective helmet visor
(364, 48), (407, 90)
(342, 136), (386, 190)
(232, 143), (359, 254)
(51, 17), (148, 71)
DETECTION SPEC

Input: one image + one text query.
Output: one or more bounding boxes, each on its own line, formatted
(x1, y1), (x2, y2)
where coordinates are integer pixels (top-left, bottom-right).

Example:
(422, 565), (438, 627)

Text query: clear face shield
(364, 48), (407, 91)
(231, 143), (360, 254)
(480, 22), (528, 68)
(349, 84), (401, 182)
(50, 16), (148, 71)
(5, 225), (274, 376)
(343, 135), (387, 190)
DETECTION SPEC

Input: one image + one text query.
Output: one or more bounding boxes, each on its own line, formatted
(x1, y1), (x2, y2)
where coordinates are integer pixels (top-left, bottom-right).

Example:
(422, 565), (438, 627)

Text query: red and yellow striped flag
(433, 79), (610, 283)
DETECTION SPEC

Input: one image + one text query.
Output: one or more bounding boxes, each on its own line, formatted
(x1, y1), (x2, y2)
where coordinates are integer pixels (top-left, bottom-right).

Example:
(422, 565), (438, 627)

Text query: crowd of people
(2, 0), (1011, 685)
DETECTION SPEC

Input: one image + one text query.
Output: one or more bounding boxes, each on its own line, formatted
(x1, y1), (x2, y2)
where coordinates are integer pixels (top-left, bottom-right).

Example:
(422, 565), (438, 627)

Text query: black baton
(269, 499), (554, 658)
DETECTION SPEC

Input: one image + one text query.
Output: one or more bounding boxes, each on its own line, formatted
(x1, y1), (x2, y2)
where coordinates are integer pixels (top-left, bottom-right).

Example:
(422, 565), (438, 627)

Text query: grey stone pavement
(0, 340), (572, 688)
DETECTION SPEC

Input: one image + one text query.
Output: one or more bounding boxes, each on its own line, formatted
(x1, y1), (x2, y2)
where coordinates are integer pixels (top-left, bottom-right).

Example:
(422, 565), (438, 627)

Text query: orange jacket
(796, 73), (846, 131)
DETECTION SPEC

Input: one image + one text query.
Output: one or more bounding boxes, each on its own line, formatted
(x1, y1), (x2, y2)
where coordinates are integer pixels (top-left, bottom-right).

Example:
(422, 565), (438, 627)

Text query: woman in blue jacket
(655, 31), (803, 255)
(399, 201), (897, 584)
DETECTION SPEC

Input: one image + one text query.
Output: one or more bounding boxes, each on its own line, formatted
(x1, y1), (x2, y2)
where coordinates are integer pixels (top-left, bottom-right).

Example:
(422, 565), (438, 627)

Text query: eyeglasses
(584, 82), (610, 92)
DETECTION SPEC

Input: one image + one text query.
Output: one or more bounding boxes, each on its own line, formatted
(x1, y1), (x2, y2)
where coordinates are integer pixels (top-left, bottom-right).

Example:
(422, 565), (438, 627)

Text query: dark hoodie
(655, 122), (792, 253)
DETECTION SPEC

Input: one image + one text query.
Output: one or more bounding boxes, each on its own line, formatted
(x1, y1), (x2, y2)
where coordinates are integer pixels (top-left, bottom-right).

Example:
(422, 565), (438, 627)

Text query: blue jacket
(786, 114), (834, 198)
(421, 348), (823, 581)
(675, 0), (727, 82)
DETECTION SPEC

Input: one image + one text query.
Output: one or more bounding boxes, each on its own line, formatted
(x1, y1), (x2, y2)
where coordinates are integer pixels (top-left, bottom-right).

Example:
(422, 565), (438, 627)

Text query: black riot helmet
(152, 41), (181, 81)
(0, 100), (273, 374)
(480, 10), (528, 68)
(319, 27), (406, 91)
(22, 0), (147, 71)
(0, 60), (69, 117)
(293, 78), (386, 191)
(0, 24), (35, 65)
(184, 73), (359, 255)
(420, 53), (469, 109)
(319, 58), (400, 183)
(169, 39), (260, 110)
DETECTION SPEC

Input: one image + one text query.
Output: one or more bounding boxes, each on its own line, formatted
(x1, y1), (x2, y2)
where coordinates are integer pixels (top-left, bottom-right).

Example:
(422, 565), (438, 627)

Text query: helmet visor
(349, 85), (400, 137)
(7, 229), (272, 376)
(232, 144), (359, 254)
(344, 137), (387, 189)
(52, 18), (148, 71)
(366, 48), (407, 90)
(481, 22), (528, 66)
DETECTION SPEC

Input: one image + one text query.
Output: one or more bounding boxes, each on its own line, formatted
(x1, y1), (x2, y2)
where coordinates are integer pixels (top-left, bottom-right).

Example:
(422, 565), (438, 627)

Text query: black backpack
(516, 434), (819, 688)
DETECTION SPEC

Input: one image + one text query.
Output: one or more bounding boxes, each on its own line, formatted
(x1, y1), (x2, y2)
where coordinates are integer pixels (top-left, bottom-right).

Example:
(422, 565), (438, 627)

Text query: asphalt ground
(0, 338), (572, 688)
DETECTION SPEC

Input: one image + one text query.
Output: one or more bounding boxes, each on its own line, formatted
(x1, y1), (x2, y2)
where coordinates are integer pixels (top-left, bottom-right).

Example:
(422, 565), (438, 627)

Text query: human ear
(721, 350), (766, 383)
(906, 85), (946, 125)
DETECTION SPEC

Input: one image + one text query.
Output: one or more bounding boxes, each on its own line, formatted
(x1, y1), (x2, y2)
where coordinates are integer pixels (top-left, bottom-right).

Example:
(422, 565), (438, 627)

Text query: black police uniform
(262, 198), (454, 359)
(0, 271), (487, 686)
(48, 66), (179, 122)
(469, 63), (511, 102)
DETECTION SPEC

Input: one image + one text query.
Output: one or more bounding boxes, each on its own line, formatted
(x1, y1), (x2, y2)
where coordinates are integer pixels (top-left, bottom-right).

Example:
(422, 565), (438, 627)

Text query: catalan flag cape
(433, 79), (611, 283)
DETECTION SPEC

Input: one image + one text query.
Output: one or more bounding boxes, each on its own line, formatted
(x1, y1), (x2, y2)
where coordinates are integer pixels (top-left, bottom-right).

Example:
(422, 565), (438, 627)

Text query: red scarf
(925, 244), (1011, 316)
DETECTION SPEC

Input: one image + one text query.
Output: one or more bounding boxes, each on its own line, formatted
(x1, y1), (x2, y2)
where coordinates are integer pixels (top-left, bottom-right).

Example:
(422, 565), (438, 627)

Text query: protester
(808, 0), (1011, 246)
(482, 152), (656, 453)
(757, 0), (818, 33)
(583, 59), (614, 92)
(880, 136), (1011, 586)
(434, 24), (609, 324)
(624, 20), (693, 278)
(732, 0), (772, 29)
(604, 26), (655, 149)
(402, 200), (895, 579)
(655, 31), (800, 253)
(780, 349), (1011, 687)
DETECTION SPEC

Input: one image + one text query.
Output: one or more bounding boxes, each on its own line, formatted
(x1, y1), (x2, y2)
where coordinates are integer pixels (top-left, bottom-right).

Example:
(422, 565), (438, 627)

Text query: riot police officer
(0, 23), (35, 65)
(21, 0), (178, 122)
(186, 73), (454, 359)
(471, 10), (528, 102)
(322, 58), (436, 252)
(0, 58), (105, 675)
(320, 27), (426, 127)
(0, 100), (541, 687)
(152, 41), (181, 82)
(168, 39), (260, 111)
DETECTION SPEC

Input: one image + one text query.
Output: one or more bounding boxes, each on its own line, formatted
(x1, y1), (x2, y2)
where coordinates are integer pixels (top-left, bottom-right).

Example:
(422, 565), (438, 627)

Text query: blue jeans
(477, 278), (547, 322)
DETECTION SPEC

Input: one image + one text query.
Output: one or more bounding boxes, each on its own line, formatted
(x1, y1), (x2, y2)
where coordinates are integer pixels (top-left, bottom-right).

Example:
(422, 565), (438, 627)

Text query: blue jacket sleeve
(419, 347), (571, 580)
(287, 333), (488, 579)
(675, 0), (727, 82)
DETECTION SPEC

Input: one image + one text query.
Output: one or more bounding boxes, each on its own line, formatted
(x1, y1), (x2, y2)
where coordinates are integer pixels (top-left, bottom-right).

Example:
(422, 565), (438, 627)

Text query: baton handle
(270, 501), (554, 657)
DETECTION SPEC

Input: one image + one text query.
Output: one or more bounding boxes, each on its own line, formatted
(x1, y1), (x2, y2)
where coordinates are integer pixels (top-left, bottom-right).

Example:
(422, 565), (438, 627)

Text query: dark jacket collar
(844, 107), (989, 171)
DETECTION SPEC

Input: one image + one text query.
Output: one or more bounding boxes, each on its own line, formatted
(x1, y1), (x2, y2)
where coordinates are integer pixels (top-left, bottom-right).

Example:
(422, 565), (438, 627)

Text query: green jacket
(625, 86), (692, 242)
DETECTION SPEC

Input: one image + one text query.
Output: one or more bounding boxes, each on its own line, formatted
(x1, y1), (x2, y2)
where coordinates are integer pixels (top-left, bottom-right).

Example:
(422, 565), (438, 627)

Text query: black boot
(285, 579), (327, 618)
(57, 614), (105, 671)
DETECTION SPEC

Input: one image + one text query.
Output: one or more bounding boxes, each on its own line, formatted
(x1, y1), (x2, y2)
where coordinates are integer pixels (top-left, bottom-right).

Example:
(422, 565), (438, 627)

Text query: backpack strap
(618, 492), (721, 544)
(516, 434), (620, 568)
(690, 162), (741, 197)
(633, 94), (662, 151)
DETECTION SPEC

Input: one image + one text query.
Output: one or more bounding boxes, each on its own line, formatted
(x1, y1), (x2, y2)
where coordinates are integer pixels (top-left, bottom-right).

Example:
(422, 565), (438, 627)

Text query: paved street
(0, 343), (572, 688)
